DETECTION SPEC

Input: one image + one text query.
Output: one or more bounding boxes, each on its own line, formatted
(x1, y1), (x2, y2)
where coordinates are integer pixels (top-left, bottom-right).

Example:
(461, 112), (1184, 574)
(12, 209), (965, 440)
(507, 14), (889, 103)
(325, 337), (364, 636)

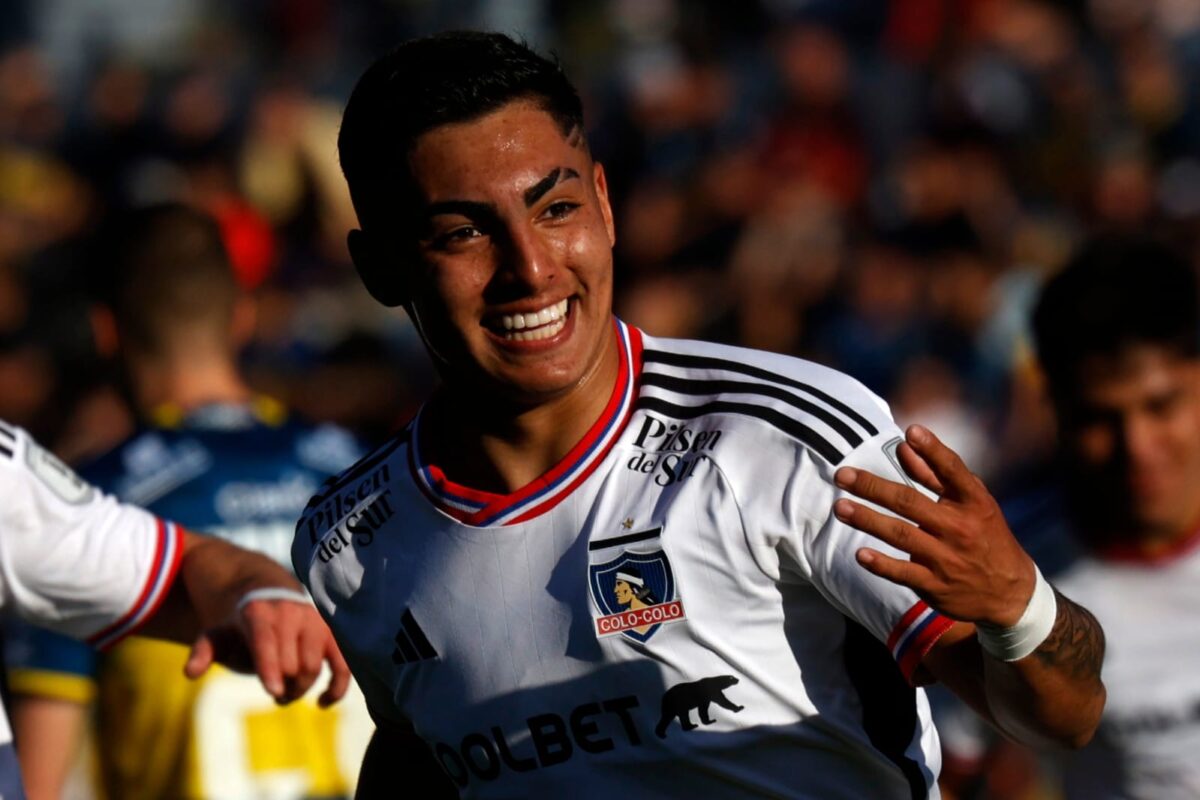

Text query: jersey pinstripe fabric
(0, 421), (182, 799)
(294, 322), (955, 799)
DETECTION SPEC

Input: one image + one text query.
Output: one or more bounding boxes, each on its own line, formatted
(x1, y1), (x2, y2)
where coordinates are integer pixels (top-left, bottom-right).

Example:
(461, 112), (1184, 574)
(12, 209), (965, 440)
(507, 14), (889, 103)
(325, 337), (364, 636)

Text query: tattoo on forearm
(1033, 589), (1105, 681)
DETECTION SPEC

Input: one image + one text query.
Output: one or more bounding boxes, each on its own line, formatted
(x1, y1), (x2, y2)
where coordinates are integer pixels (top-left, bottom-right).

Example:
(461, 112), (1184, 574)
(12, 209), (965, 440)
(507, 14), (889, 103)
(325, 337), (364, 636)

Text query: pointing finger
(245, 614), (285, 699)
(274, 606), (301, 685)
(319, 639), (351, 708)
(293, 619), (325, 698)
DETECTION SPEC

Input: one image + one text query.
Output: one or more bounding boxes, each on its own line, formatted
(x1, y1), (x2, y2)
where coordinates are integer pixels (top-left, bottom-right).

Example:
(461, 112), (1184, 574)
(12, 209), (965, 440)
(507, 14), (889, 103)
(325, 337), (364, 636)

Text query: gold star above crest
(621, 517), (634, 530)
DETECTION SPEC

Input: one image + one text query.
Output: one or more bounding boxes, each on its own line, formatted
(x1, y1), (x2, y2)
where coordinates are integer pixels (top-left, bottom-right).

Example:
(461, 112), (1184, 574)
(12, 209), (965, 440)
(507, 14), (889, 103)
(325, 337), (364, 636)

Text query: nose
(496, 222), (556, 295)
(1119, 413), (1158, 468)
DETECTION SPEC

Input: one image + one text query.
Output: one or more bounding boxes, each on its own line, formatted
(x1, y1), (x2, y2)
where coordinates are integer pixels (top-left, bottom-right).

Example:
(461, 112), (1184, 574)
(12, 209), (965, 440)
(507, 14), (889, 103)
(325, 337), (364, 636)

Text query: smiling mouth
(488, 298), (570, 342)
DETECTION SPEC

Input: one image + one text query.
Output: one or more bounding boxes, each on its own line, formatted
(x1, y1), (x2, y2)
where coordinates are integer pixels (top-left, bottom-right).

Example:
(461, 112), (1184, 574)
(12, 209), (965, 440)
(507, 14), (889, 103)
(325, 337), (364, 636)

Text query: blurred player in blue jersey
(8, 204), (373, 800)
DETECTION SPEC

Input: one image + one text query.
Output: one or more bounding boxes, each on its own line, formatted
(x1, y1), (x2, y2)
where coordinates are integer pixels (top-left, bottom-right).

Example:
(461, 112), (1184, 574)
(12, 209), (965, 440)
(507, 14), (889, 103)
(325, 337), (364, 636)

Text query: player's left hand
(831, 424), (1036, 628)
(182, 597), (351, 707)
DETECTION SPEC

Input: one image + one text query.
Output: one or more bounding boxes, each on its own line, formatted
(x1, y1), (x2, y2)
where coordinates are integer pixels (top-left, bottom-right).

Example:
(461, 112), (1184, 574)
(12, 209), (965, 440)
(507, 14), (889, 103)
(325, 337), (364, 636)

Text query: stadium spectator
(7, 204), (372, 800)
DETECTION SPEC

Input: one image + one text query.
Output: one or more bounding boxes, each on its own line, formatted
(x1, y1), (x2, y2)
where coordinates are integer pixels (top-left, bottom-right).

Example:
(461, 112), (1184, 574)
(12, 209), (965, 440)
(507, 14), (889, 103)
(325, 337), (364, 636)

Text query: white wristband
(235, 587), (311, 614)
(975, 566), (1057, 662)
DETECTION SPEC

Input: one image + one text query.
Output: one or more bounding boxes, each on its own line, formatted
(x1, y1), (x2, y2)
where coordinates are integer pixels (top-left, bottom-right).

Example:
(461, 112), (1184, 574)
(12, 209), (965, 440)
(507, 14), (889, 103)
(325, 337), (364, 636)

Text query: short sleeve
(0, 423), (184, 646)
(779, 429), (956, 683)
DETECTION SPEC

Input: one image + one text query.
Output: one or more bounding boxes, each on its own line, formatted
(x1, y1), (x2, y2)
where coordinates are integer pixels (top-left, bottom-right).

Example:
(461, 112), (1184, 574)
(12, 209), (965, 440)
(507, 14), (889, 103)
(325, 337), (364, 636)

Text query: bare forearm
(983, 590), (1106, 748)
(139, 532), (300, 643)
(11, 696), (87, 800)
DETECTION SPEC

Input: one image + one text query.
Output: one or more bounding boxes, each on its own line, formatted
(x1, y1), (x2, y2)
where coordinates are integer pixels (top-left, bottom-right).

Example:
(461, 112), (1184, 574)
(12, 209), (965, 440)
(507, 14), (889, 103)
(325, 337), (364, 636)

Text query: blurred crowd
(1, 0), (1198, 483)
(2, 0), (1198, 797)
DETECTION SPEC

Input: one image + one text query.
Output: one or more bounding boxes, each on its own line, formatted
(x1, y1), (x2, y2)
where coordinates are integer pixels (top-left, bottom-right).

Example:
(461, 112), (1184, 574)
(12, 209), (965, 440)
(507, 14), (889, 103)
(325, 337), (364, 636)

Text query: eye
(432, 225), (482, 249)
(1146, 391), (1181, 418)
(543, 200), (579, 220)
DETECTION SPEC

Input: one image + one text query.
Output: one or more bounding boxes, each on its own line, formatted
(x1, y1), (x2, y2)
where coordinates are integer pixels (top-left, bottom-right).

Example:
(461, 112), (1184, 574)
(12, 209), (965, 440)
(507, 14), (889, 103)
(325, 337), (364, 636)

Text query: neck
(125, 352), (253, 418)
(1076, 503), (1200, 563)
(422, 325), (622, 493)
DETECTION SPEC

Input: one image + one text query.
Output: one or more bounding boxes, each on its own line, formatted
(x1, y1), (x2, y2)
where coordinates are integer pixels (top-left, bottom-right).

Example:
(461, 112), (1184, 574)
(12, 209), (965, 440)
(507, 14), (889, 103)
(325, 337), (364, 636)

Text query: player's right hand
(183, 597), (351, 707)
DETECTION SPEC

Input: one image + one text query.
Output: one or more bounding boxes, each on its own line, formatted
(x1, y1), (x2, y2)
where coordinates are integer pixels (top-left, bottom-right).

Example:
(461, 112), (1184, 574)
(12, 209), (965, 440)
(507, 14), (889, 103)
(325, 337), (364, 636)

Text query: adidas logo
(392, 609), (438, 664)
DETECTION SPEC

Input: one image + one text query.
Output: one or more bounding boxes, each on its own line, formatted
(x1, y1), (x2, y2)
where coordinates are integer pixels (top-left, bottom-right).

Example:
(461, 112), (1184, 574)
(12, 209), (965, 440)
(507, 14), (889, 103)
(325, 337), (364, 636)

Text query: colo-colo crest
(588, 526), (687, 643)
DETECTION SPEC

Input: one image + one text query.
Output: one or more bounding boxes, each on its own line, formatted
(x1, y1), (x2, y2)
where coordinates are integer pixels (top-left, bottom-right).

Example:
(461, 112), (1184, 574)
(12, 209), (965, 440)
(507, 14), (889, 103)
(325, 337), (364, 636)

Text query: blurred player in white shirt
(1031, 237), (1200, 799)
(0, 419), (349, 800)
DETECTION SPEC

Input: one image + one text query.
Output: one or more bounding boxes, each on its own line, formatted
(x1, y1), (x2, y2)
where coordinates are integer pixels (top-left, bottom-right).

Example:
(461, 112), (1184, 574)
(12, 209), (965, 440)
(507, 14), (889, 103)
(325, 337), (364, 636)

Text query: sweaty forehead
(405, 102), (587, 201)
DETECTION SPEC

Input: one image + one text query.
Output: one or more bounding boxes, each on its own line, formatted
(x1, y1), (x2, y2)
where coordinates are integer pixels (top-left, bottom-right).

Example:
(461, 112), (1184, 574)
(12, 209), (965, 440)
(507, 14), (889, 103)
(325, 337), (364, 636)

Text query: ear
(89, 305), (119, 359)
(593, 162), (616, 248)
(348, 228), (410, 308)
(229, 295), (257, 351)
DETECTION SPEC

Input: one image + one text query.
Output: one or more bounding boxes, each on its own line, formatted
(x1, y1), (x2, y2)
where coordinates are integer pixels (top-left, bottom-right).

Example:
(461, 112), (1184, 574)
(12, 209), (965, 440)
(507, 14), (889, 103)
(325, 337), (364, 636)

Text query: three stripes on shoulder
(636, 350), (879, 466)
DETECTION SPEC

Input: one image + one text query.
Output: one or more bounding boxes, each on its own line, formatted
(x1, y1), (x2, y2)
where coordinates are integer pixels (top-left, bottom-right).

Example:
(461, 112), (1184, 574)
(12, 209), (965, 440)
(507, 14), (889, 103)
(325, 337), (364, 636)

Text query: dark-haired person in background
(936, 236), (1200, 799)
(7, 204), (373, 800)
(1029, 237), (1200, 798)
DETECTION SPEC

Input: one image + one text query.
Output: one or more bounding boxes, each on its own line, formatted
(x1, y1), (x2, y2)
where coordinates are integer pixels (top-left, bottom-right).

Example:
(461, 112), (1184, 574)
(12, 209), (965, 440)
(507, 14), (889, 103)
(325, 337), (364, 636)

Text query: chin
(498, 373), (585, 404)
(452, 362), (579, 402)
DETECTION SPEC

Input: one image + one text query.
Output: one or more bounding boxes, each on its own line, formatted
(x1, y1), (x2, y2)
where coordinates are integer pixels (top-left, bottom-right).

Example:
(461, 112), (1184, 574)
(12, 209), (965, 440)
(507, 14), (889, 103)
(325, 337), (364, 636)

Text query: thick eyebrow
(421, 167), (581, 220)
(424, 199), (494, 219)
(523, 167), (580, 208)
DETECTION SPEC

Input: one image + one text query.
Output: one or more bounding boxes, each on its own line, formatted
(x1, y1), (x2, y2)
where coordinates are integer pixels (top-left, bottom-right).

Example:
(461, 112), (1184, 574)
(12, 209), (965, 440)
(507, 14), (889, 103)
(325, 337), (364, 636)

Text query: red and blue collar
(410, 319), (643, 527)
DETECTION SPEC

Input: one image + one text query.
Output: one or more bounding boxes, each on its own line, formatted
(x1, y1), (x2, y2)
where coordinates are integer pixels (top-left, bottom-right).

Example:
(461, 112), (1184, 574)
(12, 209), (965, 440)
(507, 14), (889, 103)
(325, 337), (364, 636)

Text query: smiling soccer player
(294, 31), (1105, 799)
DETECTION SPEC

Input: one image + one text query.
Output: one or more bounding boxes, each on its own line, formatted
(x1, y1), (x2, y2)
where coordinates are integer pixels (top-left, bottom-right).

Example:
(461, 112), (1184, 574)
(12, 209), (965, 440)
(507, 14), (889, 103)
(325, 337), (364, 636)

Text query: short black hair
(1033, 235), (1199, 394)
(95, 203), (237, 353)
(338, 31), (585, 228)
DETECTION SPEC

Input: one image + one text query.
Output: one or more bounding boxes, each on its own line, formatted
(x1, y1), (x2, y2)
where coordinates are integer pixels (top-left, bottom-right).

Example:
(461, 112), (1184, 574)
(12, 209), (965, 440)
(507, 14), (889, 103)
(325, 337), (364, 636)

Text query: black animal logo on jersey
(655, 675), (744, 738)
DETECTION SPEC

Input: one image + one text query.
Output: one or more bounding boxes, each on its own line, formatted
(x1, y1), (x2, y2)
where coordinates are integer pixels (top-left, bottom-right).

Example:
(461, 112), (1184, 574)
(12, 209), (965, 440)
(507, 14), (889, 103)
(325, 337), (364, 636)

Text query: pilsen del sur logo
(588, 526), (687, 643)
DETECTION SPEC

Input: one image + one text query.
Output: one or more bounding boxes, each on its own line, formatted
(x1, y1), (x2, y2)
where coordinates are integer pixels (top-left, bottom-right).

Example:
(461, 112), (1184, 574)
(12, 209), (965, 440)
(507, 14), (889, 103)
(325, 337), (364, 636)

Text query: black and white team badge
(588, 526), (687, 642)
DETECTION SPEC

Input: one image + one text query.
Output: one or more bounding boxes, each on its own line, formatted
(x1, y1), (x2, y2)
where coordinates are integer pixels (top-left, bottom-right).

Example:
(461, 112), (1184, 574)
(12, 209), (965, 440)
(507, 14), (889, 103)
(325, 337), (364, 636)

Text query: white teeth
(497, 299), (569, 339)
(506, 316), (566, 341)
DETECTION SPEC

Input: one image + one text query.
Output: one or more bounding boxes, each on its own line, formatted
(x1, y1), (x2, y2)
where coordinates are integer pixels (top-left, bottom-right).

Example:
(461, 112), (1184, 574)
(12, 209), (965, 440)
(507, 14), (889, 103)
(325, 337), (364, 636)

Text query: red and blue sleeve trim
(87, 519), (185, 651)
(886, 600), (956, 684)
(410, 319), (643, 527)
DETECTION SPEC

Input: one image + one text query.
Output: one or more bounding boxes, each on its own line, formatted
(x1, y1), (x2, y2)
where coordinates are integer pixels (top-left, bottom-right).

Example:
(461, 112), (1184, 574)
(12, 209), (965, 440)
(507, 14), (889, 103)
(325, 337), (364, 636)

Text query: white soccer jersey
(294, 322), (955, 799)
(1054, 539), (1200, 799)
(0, 420), (182, 795)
